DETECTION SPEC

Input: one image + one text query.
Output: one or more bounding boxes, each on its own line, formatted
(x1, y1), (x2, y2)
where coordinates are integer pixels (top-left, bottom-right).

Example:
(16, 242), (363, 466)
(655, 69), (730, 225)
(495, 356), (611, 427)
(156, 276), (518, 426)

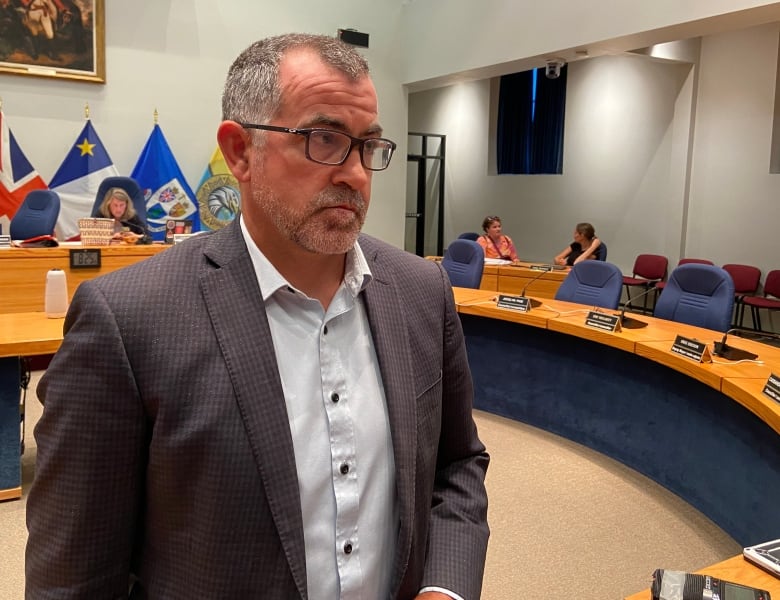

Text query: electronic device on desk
(713, 329), (759, 361)
(651, 568), (771, 599)
(529, 263), (567, 271)
(744, 539), (780, 579)
(0, 234), (10, 248)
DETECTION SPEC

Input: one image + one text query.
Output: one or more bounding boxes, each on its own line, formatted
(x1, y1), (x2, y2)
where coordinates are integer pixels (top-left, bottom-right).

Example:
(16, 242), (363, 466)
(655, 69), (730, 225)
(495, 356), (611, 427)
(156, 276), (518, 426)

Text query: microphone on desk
(713, 328), (762, 361)
(616, 285), (658, 329)
(520, 266), (552, 308)
(119, 221), (152, 244)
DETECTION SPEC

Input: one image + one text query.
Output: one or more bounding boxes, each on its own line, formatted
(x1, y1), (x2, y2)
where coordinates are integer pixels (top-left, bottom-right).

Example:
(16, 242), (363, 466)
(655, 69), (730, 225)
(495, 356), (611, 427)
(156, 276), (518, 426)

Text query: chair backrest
(554, 260), (623, 309)
(653, 263), (735, 332)
(721, 263), (761, 295)
(631, 254), (668, 280)
(595, 241), (607, 261)
(457, 232), (480, 241)
(9, 190), (61, 240)
(678, 258), (714, 266)
(763, 270), (780, 299)
(91, 176), (147, 227)
(441, 239), (485, 289)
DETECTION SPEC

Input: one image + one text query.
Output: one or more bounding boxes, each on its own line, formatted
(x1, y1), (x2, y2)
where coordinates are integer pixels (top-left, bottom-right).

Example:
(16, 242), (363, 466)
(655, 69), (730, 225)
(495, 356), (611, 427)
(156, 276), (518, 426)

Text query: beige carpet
(0, 373), (740, 599)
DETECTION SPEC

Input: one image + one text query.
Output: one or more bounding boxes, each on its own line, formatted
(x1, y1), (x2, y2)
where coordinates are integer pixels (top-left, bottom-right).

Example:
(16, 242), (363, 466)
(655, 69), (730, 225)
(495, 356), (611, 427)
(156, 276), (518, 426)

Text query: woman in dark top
(98, 187), (147, 240)
(554, 222), (603, 266)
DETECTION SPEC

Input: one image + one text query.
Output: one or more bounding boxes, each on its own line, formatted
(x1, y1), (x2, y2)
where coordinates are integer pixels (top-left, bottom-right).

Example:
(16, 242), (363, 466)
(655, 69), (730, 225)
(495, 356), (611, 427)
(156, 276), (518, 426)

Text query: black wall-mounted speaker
(338, 29), (369, 48)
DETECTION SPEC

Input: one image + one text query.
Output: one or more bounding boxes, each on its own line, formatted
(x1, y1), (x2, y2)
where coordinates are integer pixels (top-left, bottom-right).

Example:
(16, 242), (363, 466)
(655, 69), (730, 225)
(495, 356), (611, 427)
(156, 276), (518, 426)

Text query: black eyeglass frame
(239, 123), (397, 171)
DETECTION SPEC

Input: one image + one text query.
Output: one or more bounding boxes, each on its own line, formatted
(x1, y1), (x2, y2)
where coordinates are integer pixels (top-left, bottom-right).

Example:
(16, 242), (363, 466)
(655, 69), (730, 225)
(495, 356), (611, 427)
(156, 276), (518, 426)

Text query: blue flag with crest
(131, 124), (199, 241)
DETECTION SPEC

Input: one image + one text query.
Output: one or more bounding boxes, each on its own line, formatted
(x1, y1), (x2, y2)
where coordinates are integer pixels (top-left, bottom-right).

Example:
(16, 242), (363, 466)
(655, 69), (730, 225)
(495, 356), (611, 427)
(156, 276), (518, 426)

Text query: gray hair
(221, 33), (370, 127)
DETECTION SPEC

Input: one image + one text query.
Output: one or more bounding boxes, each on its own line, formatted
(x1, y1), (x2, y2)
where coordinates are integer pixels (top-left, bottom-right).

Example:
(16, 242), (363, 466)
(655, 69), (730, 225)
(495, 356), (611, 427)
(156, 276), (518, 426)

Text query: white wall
(408, 22), (780, 330)
(400, 0), (780, 88)
(0, 0), (407, 244)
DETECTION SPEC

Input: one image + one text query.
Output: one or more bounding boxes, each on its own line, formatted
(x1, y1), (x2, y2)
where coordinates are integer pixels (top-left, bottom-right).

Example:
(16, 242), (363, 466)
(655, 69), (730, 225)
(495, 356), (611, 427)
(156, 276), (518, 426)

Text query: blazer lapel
(200, 223), (307, 598)
(359, 239), (418, 590)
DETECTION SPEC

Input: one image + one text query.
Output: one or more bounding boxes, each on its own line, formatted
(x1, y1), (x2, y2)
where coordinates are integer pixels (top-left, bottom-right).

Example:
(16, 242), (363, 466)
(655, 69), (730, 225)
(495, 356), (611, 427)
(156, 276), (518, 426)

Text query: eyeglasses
(239, 123), (397, 171)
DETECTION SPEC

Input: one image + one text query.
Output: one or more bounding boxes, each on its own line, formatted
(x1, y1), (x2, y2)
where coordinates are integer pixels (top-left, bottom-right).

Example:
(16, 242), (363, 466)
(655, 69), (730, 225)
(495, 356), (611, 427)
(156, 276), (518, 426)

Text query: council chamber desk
(0, 313), (64, 500)
(0, 243), (169, 313)
(452, 289), (780, 597)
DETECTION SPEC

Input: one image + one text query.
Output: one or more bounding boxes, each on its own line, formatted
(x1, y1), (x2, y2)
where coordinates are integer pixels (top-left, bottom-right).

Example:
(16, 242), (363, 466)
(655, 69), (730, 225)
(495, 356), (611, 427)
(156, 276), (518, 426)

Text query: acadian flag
(131, 124), (199, 241)
(50, 120), (119, 240)
(0, 110), (47, 234)
(195, 147), (240, 232)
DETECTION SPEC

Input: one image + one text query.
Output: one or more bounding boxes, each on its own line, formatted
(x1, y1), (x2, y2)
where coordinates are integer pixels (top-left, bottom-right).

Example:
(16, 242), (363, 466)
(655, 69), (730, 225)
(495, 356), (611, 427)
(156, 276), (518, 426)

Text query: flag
(195, 147), (240, 232)
(50, 120), (119, 240)
(131, 124), (199, 241)
(0, 110), (47, 235)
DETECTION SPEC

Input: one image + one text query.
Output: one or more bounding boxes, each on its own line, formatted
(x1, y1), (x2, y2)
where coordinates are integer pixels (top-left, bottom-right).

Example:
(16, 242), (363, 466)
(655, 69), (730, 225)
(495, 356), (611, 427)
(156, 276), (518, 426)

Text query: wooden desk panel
(0, 244), (168, 313)
(722, 377), (780, 436)
(495, 264), (568, 298)
(0, 313), (65, 358)
(624, 555), (780, 600)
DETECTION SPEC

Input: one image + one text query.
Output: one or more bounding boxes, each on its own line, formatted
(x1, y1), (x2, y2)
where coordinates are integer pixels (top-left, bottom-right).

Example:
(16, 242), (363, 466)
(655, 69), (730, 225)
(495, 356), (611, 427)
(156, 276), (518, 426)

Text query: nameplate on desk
(529, 264), (553, 271)
(496, 294), (531, 312)
(762, 373), (780, 403)
(585, 311), (621, 332)
(69, 248), (101, 269)
(670, 335), (711, 363)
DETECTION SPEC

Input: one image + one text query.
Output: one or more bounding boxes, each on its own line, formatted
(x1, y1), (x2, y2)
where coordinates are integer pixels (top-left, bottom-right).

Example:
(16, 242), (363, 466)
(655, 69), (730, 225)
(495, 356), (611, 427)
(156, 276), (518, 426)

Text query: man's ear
(217, 121), (253, 183)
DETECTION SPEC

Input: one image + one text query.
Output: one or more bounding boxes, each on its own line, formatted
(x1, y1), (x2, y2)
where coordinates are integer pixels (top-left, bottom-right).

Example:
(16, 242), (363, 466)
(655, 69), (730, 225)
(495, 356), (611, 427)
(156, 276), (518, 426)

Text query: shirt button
(330, 392), (339, 403)
(343, 542), (353, 554)
(323, 325), (328, 335)
(340, 463), (349, 475)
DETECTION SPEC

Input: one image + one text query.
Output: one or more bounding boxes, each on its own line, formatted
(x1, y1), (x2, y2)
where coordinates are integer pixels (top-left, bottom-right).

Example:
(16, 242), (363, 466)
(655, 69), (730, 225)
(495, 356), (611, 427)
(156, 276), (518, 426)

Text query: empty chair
(554, 260), (623, 310)
(622, 254), (668, 314)
(91, 176), (148, 229)
(441, 239), (485, 289)
(9, 190), (61, 240)
(742, 270), (780, 332)
(457, 232), (480, 241)
(721, 263), (761, 328)
(655, 258), (714, 297)
(653, 263), (735, 332)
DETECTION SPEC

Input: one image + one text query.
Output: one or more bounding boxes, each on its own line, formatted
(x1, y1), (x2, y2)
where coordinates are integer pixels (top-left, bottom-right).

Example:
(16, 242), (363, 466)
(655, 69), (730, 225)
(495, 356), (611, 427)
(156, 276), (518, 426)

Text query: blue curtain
(497, 65), (567, 174)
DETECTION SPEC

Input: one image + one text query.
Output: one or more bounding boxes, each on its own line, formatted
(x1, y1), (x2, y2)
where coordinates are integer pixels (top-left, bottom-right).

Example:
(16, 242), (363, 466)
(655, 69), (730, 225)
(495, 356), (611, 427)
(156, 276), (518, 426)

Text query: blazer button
(330, 392), (339, 403)
(343, 542), (353, 554)
(340, 463), (349, 475)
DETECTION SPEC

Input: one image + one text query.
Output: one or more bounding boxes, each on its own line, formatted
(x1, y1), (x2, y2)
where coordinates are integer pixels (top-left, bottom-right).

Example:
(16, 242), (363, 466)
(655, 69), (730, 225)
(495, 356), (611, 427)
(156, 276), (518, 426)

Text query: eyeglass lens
(307, 130), (394, 171)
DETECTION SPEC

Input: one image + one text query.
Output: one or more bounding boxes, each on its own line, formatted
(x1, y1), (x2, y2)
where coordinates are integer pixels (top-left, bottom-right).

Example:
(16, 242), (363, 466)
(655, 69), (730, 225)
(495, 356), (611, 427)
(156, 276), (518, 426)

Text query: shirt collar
(239, 215), (373, 301)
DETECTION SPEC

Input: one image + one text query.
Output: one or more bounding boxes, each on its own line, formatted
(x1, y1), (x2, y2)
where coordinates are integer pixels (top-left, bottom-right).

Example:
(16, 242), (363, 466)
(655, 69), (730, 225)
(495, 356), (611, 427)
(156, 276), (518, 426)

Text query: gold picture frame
(0, 0), (105, 84)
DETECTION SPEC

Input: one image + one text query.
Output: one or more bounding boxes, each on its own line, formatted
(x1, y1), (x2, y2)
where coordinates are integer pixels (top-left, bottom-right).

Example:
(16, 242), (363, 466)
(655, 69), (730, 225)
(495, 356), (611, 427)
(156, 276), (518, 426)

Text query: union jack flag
(0, 110), (47, 230)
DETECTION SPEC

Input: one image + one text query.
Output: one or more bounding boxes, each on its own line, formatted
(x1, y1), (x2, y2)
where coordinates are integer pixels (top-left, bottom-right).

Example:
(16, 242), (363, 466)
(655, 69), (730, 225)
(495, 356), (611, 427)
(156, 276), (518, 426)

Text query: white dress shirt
(240, 218), (397, 600)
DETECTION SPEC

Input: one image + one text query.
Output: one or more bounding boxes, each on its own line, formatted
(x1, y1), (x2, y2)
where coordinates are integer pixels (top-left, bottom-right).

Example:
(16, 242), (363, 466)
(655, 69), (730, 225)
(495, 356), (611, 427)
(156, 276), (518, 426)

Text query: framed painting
(0, 0), (105, 83)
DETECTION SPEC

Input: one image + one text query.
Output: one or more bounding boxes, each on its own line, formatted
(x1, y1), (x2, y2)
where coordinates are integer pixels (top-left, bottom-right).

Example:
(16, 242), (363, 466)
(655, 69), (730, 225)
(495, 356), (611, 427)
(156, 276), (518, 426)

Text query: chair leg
(752, 306), (762, 332)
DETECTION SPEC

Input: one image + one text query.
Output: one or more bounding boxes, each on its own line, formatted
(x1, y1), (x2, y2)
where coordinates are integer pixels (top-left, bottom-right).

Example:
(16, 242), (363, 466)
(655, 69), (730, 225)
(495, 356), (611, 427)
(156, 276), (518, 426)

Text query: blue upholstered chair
(554, 260), (623, 309)
(652, 263), (735, 332)
(9, 190), (61, 240)
(441, 239), (485, 289)
(457, 232), (481, 241)
(91, 176), (147, 228)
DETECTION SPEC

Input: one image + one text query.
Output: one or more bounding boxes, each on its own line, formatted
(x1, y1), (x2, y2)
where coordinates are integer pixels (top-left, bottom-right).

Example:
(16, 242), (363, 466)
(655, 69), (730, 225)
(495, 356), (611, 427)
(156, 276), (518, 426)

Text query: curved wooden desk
(0, 244), (169, 313)
(454, 289), (780, 598)
(454, 288), (780, 544)
(427, 257), (569, 296)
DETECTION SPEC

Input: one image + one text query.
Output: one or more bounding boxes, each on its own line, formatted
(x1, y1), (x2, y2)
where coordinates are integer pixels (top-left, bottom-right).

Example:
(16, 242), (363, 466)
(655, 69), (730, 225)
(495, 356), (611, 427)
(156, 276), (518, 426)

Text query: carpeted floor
(0, 373), (740, 599)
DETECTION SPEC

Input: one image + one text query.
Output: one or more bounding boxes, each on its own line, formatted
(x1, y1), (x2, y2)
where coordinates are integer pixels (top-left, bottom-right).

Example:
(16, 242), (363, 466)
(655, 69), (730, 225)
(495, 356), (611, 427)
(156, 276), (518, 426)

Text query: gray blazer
(26, 221), (490, 599)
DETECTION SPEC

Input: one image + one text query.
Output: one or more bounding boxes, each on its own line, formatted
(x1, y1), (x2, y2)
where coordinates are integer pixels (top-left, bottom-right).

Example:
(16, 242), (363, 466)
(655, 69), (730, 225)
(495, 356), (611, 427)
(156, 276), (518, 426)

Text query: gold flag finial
(84, 102), (90, 120)
(0, 97), (3, 111)
(154, 108), (159, 124)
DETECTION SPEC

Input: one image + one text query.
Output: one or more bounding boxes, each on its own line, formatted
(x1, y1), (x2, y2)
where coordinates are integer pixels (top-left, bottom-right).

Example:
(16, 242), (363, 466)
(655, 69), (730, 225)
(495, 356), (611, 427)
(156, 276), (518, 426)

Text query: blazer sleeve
(26, 280), (147, 598)
(421, 267), (490, 598)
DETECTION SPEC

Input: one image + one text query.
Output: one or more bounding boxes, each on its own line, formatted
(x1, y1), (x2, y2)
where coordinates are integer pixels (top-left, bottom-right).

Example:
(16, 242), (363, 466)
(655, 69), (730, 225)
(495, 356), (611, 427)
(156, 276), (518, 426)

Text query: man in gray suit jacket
(26, 33), (489, 599)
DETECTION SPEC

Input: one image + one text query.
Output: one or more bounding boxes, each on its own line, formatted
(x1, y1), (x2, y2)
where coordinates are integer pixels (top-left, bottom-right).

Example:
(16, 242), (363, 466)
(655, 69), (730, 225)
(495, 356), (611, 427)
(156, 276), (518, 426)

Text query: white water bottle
(45, 269), (68, 318)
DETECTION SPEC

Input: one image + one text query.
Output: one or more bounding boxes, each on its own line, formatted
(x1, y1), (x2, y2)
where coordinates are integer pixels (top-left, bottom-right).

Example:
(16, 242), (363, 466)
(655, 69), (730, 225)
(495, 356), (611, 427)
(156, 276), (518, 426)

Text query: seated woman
(476, 215), (519, 261)
(554, 222), (604, 266)
(98, 187), (147, 241)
